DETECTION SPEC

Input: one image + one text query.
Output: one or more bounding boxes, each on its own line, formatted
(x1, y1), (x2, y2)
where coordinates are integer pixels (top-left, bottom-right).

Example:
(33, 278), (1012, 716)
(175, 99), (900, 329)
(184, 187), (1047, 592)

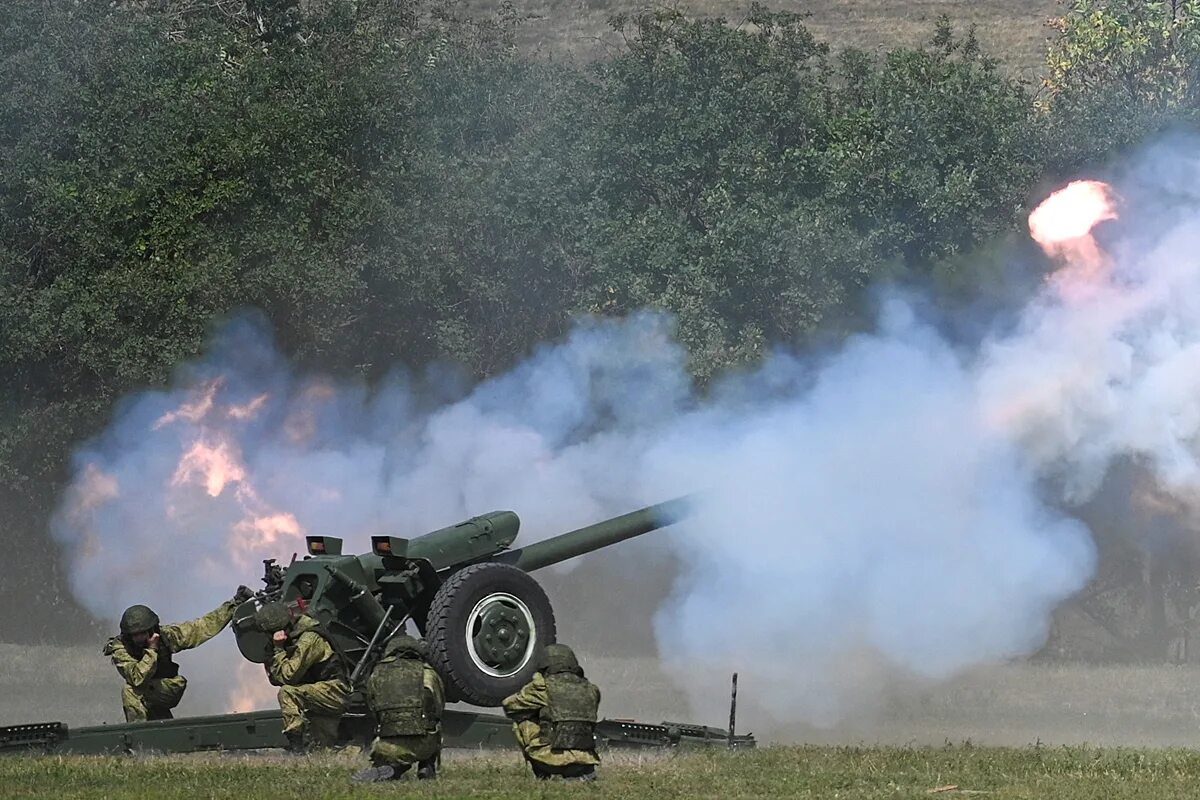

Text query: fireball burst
(1028, 180), (1119, 294)
(982, 180), (1124, 433)
(172, 439), (246, 497)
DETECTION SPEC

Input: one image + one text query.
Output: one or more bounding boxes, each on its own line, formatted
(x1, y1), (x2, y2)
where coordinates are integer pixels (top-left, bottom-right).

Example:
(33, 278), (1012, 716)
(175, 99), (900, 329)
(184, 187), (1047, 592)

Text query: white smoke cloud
(53, 136), (1200, 725)
(644, 302), (1095, 723)
(53, 314), (682, 624)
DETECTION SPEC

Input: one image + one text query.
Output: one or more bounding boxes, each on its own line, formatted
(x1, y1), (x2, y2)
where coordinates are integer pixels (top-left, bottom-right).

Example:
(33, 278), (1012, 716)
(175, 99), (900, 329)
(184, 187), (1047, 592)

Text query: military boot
(417, 756), (438, 780)
(284, 731), (307, 755)
(351, 765), (397, 783)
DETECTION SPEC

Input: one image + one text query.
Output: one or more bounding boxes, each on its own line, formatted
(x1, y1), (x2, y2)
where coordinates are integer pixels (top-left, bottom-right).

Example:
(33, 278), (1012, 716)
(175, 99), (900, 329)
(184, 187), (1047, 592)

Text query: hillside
(468, 0), (1062, 79)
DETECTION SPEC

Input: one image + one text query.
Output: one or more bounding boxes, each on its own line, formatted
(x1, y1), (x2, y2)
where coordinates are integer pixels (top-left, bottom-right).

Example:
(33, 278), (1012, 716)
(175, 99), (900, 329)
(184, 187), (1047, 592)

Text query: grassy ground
(6, 642), (1200, 747)
(465, 0), (1063, 80)
(8, 745), (1200, 799)
(7, 643), (1200, 797)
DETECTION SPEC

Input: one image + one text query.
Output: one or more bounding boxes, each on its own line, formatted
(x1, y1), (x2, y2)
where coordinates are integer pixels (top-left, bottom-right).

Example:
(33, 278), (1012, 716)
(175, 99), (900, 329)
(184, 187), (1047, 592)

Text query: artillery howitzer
(234, 497), (693, 706)
(1, 496), (758, 756)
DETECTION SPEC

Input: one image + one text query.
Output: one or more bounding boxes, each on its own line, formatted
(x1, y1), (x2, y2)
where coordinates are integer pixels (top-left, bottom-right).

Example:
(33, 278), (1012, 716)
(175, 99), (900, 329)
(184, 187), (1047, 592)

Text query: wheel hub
(466, 592), (536, 678)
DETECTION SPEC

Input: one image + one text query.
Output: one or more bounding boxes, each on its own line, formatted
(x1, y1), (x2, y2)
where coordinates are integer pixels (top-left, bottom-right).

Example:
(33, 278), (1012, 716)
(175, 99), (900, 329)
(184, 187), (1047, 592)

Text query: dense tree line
(0, 0), (1195, 639)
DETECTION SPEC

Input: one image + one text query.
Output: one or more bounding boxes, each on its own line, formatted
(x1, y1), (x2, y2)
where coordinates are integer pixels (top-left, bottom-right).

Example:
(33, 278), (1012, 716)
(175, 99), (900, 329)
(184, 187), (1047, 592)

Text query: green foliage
(1045, 0), (1200, 105)
(1042, 0), (1200, 166)
(584, 7), (858, 374)
(829, 19), (1042, 268)
(359, 41), (593, 374)
(581, 10), (1038, 375)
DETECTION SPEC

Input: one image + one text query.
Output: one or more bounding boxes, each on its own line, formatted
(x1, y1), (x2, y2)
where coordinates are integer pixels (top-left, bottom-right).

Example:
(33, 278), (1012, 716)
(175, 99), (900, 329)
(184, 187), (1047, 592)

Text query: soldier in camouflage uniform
(351, 634), (445, 783)
(255, 602), (350, 751)
(502, 643), (601, 781)
(104, 586), (253, 722)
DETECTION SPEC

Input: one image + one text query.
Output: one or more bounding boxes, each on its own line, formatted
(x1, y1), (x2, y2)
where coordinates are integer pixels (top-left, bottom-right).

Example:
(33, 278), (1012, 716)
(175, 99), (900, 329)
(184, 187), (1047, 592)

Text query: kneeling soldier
(352, 635), (445, 783)
(104, 587), (252, 722)
(502, 643), (601, 781)
(255, 602), (350, 751)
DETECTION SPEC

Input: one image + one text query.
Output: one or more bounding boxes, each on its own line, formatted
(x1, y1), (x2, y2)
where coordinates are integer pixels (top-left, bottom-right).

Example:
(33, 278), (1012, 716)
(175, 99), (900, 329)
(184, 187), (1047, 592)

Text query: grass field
(7, 641), (1200, 748)
(464, 0), (1063, 80)
(8, 745), (1200, 799)
(7, 642), (1200, 797)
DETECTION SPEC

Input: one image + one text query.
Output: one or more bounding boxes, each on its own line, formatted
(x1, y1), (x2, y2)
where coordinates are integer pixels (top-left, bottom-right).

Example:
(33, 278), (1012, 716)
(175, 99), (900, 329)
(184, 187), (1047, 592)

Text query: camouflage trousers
(512, 721), (601, 769)
(278, 679), (350, 746)
(122, 676), (188, 722)
(369, 733), (441, 770)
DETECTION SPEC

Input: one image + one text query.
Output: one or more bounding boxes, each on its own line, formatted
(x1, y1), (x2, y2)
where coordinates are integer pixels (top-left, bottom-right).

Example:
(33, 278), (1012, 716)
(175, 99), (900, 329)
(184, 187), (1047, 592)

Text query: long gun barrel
(498, 496), (693, 573)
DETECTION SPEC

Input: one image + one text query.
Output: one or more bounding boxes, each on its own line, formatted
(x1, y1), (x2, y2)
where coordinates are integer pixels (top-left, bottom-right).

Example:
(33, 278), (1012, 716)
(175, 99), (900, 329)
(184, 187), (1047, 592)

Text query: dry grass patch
(462, 0), (1062, 79)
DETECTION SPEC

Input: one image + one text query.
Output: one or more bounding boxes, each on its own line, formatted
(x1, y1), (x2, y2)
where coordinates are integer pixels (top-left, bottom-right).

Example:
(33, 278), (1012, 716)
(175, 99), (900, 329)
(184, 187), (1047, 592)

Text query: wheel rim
(465, 592), (536, 678)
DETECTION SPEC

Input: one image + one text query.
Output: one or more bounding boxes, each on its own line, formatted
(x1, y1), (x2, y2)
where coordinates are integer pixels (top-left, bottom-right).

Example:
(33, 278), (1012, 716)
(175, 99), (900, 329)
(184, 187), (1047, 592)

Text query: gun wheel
(425, 563), (555, 706)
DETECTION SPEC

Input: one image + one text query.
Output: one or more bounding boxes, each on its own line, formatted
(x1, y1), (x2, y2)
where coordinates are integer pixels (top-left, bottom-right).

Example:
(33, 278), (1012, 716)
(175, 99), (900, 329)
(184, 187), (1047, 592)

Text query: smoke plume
(53, 137), (1200, 725)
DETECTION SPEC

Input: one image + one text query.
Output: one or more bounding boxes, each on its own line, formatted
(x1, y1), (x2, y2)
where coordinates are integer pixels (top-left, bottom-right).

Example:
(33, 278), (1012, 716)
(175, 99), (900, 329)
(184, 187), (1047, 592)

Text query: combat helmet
(119, 604), (160, 636)
(539, 643), (583, 676)
(382, 634), (427, 660)
(254, 602), (293, 634)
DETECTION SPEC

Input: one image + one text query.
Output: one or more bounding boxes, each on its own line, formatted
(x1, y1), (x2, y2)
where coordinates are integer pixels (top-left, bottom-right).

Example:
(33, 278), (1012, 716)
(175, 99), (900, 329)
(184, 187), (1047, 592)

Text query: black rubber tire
(425, 563), (556, 707)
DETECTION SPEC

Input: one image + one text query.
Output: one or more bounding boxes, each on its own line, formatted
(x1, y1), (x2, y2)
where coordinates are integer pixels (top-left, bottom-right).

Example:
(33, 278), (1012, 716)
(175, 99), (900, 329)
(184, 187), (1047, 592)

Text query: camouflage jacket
(267, 615), (345, 686)
(502, 672), (602, 766)
(103, 599), (239, 688)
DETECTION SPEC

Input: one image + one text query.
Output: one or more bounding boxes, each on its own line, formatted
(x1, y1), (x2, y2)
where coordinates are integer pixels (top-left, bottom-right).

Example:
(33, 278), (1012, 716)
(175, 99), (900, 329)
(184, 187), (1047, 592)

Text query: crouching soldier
(502, 643), (601, 781)
(254, 602), (350, 751)
(352, 635), (445, 783)
(104, 586), (253, 722)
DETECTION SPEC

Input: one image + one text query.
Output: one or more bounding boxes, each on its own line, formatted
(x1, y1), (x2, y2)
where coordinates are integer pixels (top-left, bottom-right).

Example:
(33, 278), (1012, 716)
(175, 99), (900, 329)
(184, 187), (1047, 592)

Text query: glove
(233, 585), (254, 604)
